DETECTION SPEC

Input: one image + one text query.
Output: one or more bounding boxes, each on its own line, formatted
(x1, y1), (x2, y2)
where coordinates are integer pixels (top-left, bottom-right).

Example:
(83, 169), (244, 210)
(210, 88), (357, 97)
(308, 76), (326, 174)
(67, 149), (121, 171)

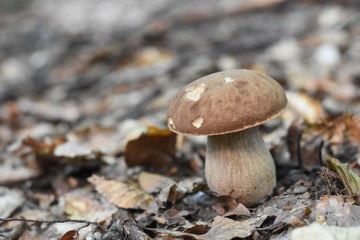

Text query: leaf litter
(0, 0), (360, 239)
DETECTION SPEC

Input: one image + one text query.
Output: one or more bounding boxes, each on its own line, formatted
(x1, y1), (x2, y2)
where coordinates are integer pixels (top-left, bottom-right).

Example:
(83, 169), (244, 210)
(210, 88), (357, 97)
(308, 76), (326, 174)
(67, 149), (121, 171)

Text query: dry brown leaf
(169, 177), (206, 204)
(184, 223), (210, 235)
(60, 230), (78, 240)
(138, 171), (176, 194)
(214, 196), (238, 216)
(222, 202), (251, 218)
(202, 216), (255, 239)
(88, 175), (154, 210)
(139, 171), (176, 203)
(295, 114), (360, 167)
(307, 114), (360, 147)
(125, 125), (176, 168)
(148, 216), (254, 240)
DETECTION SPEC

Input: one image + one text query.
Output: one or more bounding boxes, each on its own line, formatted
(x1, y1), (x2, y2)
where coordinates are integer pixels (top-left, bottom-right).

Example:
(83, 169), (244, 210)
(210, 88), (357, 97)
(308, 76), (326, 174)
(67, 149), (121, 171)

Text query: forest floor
(1, 0), (360, 239)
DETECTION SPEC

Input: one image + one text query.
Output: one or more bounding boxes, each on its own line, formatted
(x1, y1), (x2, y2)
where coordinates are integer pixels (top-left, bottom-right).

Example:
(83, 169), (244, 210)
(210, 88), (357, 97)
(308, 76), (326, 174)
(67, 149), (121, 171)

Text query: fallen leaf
(88, 175), (154, 210)
(326, 158), (360, 199)
(169, 177), (206, 203)
(202, 216), (254, 239)
(138, 171), (176, 203)
(295, 114), (360, 167)
(286, 91), (326, 122)
(214, 196), (238, 216)
(222, 202), (251, 218)
(125, 125), (176, 168)
(60, 230), (78, 240)
(147, 216), (255, 240)
(138, 172), (206, 204)
(138, 171), (176, 194)
(175, 177), (205, 194)
(184, 222), (210, 235)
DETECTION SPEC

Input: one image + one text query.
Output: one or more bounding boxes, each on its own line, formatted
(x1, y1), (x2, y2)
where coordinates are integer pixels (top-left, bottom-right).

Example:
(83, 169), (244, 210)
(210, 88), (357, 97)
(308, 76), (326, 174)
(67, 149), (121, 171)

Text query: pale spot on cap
(192, 116), (203, 128)
(185, 83), (205, 101)
(224, 77), (234, 83)
(168, 117), (175, 129)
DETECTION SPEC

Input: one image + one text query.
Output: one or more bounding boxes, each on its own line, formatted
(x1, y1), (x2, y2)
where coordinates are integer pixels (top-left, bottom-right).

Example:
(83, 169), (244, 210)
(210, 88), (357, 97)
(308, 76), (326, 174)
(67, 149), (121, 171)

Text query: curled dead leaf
(222, 202), (251, 218)
(326, 158), (360, 199)
(125, 125), (176, 168)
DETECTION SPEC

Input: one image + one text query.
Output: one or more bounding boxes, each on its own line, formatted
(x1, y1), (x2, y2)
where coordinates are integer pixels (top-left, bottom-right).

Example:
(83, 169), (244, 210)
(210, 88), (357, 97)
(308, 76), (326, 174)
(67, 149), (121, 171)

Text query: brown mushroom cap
(167, 69), (288, 135)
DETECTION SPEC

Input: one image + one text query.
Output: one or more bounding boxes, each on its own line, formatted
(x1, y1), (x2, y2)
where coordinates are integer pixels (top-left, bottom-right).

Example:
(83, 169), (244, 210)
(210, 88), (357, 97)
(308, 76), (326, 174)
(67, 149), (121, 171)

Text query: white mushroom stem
(205, 126), (276, 206)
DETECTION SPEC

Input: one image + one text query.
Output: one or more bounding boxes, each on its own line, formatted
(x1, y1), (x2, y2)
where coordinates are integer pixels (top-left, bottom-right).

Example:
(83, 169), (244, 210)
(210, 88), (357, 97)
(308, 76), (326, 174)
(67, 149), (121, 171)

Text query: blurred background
(0, 0), (360, 170)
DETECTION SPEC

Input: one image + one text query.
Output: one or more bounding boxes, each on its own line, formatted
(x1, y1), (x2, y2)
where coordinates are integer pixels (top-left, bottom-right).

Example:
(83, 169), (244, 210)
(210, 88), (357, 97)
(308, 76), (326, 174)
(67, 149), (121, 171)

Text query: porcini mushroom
(167, 69), (288, 206)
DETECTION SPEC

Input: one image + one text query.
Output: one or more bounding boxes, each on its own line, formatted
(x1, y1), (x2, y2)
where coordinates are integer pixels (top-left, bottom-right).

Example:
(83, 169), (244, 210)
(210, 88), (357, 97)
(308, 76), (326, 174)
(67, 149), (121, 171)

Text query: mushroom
(167, 69), (288, 206)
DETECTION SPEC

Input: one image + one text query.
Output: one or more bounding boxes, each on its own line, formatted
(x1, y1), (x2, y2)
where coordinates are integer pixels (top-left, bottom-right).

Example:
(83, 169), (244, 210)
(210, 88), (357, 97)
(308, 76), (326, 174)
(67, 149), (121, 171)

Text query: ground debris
(88, 175), (154, 210)
(290, 222), (360, 240)
(1, 0), (360, 239)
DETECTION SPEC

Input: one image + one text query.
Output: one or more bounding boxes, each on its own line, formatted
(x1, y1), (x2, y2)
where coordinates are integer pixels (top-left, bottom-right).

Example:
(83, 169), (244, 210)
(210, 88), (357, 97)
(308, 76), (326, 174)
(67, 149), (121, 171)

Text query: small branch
(297, 129), (303, 168)
(318, 140), (324, 167)
(0, 218), (107, 231)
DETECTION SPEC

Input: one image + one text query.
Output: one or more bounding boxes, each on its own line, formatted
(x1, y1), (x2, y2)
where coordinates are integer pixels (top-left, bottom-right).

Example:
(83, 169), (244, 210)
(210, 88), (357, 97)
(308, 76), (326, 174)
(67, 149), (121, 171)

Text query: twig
(318, 140), (324, 167)
(297, 129), (303, 168)
(0, 218), (107, 231)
